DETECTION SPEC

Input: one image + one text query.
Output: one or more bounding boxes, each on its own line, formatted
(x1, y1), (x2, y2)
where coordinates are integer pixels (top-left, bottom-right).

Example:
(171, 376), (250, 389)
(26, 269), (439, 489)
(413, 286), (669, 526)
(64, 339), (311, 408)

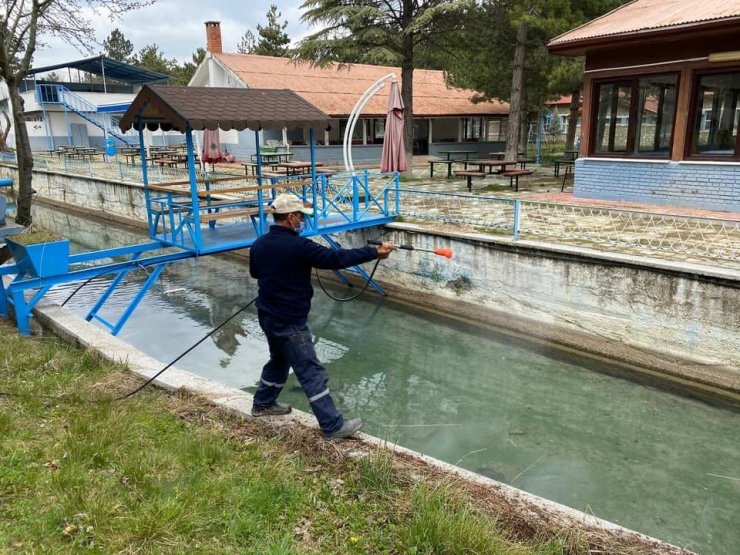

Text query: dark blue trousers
(253, 310), (344, 433)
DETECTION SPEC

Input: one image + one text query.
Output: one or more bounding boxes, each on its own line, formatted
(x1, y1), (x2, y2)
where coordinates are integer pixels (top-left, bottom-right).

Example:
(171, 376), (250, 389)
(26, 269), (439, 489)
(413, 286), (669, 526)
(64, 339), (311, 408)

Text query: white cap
(270, 194), (313, 216)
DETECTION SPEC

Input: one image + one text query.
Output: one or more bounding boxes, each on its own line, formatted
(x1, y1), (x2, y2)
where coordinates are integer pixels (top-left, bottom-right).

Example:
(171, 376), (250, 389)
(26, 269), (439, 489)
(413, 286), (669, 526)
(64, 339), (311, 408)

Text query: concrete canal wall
(3, 164), (739, 398)
(353, 223), (740, 400)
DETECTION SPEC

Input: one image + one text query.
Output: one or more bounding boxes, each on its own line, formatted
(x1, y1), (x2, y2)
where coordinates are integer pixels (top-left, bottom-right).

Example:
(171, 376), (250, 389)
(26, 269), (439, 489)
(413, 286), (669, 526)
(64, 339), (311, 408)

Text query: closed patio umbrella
(201, 128), (223, 164)
(380, 80), (407, 173)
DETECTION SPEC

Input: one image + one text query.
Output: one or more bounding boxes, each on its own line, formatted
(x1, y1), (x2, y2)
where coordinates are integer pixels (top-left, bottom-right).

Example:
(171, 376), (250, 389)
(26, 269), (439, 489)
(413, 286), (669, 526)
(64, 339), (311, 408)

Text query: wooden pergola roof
(119, 85), (332, 132)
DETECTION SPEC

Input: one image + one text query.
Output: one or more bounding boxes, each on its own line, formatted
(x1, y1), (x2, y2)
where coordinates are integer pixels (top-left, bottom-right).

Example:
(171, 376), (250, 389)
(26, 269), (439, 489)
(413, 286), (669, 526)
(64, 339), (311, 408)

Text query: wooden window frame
(684, 68), (740, 161)
(588, 72), (679, 159)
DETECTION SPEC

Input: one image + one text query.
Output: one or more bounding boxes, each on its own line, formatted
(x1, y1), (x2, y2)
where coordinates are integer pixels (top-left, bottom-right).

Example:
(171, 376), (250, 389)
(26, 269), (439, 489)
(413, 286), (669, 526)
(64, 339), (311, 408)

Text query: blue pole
(138, 115), (154, 238)
(309, 128), (317, 186)
(536, 108), (543, 166)
(309, 128), (318, 215)
(255, 129), (266, 235)
(513, 199), (521, 241)
(185, 127), (202, 250)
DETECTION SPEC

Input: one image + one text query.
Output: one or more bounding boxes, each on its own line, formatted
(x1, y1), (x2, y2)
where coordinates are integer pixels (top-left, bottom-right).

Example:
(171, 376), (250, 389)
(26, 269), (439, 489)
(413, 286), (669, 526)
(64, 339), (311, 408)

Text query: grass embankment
(0, 321), (569, 554)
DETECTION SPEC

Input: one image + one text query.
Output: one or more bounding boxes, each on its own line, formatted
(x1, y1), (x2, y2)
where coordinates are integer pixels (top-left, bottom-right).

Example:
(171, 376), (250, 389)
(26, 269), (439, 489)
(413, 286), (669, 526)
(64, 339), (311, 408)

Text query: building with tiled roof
(549, 0), (740, 212)
(189, 22), (510, 164)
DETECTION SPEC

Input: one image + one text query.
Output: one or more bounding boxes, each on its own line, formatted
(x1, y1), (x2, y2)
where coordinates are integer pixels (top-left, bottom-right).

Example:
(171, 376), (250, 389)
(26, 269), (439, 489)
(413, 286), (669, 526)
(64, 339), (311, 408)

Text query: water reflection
(33, 203), (740, 555)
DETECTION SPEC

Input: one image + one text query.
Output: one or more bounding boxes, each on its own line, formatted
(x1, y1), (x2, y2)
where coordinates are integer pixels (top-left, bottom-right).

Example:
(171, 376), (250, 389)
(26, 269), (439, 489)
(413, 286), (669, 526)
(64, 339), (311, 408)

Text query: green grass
(0, 321), (581, 554)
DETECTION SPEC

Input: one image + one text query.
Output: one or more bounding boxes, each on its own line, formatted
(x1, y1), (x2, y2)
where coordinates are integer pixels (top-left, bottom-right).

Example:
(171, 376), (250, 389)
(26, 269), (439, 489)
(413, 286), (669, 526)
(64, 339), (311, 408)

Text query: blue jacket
(249, 225), (378, 324)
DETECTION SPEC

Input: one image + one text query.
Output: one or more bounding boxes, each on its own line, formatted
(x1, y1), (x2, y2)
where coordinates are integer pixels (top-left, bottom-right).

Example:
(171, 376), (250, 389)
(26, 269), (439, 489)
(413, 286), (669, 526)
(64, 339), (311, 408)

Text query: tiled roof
(550, 0), (740, 47)
(119, 85), (331, 132)
(214, 53), (508, 118)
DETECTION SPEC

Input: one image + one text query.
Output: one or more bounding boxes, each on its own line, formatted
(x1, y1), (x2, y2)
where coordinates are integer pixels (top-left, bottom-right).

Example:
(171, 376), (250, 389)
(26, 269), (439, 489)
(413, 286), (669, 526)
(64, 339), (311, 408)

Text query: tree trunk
(519, 106), (529, 154)
(401, 22), (414, 177)
(0, 111), (11, 151)
(565, 86), (580, 152)
(8, 80), (34, 226)
(505, 22), (527, 161)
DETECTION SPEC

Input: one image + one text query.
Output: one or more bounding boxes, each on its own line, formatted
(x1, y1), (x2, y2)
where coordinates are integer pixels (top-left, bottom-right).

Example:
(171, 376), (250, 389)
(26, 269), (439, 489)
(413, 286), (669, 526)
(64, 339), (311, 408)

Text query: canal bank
(5, 160), (737, 400)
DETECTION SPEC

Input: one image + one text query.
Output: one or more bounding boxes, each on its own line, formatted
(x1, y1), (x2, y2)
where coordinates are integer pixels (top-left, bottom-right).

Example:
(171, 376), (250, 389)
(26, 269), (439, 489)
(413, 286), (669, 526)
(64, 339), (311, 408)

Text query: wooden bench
(453, 170), (486, 191)
(429, 159), (458, 179)
(199, 208), (261, 223)
(502, 169), (532, 191)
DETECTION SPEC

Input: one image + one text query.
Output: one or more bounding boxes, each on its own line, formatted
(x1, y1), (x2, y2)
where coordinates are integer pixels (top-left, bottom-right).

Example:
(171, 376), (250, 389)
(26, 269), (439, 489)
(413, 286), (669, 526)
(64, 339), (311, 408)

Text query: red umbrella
(380, 80), (407, 173)
(201, 128), (223, 163)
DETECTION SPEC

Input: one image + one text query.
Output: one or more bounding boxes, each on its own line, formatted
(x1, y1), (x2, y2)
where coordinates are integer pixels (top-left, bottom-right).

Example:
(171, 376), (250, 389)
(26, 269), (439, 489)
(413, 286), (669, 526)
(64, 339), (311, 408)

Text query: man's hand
(375, 242), (395, 260)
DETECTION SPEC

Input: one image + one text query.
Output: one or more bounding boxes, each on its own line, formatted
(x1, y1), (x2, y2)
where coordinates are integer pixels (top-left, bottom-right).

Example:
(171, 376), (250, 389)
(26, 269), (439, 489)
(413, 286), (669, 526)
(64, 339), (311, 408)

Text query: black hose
(1, 296), (258, 403)
(315, 258), (382, 302)
(116, 296), (257, 400)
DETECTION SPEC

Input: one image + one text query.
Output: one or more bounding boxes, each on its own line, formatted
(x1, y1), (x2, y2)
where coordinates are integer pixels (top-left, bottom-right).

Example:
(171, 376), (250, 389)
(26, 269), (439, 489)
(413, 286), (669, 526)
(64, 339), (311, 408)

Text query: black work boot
(325, 418), (363, 439)
(251, 402), (292, 417)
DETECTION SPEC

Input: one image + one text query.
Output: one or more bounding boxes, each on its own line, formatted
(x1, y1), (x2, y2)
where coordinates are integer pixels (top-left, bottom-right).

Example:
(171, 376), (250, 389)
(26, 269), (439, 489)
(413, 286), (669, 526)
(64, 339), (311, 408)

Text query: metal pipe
(343, 72), (396, 174)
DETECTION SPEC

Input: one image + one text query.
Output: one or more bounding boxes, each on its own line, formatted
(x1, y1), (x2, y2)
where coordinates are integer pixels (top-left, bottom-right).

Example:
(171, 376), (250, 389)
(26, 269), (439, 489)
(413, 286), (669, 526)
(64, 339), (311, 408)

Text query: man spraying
(249, 194), (395, 439)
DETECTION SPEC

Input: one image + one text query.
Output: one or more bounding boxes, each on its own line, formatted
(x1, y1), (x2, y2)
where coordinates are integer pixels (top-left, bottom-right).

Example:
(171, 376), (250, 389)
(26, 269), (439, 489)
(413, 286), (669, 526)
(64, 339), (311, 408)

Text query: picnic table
(488, 152), (506, 160)
(429, 159), (460, 178)
(517, 157), (536, 170)
(152, 154), (192, 168)
(277, 161), (324, 176)
(437, 150), (477, 161)
(63, 147), (101, 160)
(462, 159), (517, 174)
(121, 150), (141, 165)
(251, 152), (294, 166)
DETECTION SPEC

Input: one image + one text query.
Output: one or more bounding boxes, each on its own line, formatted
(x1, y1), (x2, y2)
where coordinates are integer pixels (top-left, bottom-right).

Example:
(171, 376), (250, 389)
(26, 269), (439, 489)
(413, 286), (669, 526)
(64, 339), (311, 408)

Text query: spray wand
(367, 239), (453, 259)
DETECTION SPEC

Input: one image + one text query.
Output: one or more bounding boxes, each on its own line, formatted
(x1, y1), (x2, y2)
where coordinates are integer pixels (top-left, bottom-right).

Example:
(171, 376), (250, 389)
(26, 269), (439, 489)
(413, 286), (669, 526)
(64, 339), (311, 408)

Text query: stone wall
(0, 165), (148, 224)
(574, 158), (740, 212)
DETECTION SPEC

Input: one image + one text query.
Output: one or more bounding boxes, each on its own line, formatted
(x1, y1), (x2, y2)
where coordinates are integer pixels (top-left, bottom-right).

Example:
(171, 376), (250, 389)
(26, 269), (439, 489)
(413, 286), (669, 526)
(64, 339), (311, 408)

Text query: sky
(33, 0), (310, 67)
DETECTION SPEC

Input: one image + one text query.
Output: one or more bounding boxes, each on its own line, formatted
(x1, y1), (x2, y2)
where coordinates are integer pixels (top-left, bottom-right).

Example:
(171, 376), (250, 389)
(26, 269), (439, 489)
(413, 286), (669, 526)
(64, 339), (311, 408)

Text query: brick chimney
(205, 21), (222, 54)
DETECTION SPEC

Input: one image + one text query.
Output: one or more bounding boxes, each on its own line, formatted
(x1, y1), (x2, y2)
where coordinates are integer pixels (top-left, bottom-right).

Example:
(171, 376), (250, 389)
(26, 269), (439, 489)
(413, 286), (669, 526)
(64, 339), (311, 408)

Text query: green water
(31, 205), (740, 554)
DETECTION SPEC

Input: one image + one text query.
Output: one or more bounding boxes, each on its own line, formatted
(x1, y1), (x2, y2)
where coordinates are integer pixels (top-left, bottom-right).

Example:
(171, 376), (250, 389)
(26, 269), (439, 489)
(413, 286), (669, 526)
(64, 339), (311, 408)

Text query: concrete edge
(385, 221), (740, 284)
(33, 300), (692, 555)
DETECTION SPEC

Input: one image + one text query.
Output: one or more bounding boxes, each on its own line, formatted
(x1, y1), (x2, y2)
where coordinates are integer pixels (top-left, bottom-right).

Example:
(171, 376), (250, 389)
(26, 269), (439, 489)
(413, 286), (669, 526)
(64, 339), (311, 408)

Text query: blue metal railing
(35, 84), (134, 145)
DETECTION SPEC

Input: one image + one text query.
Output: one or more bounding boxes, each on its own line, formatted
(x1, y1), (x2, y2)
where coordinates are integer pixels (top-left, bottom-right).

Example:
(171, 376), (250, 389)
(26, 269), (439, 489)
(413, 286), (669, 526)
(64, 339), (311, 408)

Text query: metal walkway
(1, 85), (401, 336)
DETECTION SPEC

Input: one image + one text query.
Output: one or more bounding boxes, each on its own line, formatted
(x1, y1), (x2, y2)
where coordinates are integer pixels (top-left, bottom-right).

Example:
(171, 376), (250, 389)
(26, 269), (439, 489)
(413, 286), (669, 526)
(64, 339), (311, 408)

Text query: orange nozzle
(434, 249), (453, 259)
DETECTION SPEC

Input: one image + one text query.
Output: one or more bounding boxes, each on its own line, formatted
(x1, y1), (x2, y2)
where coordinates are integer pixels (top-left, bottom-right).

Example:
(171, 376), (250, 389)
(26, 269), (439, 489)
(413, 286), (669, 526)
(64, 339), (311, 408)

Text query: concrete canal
(30, 204), (740, 554)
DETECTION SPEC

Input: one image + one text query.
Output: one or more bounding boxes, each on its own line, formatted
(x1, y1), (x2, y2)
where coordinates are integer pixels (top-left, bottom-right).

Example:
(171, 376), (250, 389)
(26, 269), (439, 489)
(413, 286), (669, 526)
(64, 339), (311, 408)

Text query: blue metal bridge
(1, 86), (400, 335)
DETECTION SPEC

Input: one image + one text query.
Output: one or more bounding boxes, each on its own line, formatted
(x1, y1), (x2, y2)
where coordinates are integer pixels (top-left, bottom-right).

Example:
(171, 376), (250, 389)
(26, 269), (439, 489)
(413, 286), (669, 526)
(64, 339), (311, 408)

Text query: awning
(26, 56), (171, 84)
(119, 85), (332, 132)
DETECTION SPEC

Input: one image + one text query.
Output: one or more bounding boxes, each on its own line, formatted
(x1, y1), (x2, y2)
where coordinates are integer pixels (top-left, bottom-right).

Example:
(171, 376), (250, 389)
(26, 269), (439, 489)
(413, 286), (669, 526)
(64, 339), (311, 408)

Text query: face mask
(293, 215), (305, 233)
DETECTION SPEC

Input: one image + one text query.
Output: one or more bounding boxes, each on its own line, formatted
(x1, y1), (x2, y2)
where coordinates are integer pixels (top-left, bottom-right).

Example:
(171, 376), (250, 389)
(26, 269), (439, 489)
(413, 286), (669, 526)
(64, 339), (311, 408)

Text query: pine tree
(444, 0), (628, 159)
(254, 5), (290, 57)
(103, 28), (134, 62)
(295, 0), (468, 173)
(134, 44), (176, 76)
(237, 30), (256, 54)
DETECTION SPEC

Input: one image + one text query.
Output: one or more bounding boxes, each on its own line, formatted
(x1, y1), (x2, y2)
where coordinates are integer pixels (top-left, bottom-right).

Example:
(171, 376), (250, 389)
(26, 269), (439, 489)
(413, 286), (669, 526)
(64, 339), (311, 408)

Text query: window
(690, 71), (740, 158)
(24, 112), (44, 122)
(486, 119), (507, 141)
(592, 74), (677, 157)
(462, 117), (482, 140)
